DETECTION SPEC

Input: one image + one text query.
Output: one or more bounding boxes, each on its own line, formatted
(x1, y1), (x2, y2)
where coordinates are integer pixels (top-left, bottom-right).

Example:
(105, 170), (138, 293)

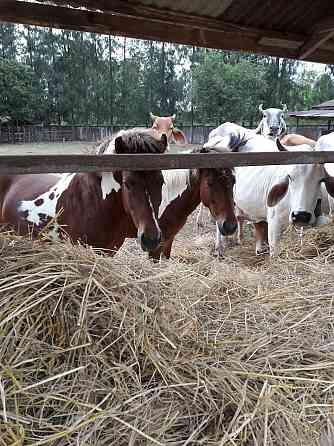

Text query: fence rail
(1, 124), (330, 145)
(1, 151), (334, 175)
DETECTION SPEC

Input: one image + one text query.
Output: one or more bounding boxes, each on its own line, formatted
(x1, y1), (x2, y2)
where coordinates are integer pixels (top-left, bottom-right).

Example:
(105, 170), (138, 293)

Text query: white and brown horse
(149, 146), (237, 260)
(0, 128), (167, 253)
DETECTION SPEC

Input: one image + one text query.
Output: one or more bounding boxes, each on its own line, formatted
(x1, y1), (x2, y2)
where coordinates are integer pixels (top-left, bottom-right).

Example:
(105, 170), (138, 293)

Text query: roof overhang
(1, 0), (334, 64)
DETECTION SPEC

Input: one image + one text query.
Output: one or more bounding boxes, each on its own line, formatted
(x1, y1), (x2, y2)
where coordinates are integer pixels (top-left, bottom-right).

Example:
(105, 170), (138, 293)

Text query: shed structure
(289, 99), (334, 138)
(2, 0), (334, 64)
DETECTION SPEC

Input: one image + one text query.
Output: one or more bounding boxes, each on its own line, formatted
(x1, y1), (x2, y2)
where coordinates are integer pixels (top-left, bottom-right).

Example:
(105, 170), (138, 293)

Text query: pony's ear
(172, 128), (187, 144)
(114, 136), (127, 154)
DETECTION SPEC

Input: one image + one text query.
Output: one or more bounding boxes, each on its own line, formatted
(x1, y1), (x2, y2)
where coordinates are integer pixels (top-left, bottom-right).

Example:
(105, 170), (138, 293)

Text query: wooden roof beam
(298, 30), (334, 60)
(298, 16), (334, 60)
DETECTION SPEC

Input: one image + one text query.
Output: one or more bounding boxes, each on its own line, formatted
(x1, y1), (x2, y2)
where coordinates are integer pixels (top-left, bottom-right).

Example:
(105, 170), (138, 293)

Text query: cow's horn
(259, 103), (264, 113)
(150, 112), (157, 121)
(276, 138), (288, 152)
(282, 103), (288, 113)
(171, 113), (176, 120)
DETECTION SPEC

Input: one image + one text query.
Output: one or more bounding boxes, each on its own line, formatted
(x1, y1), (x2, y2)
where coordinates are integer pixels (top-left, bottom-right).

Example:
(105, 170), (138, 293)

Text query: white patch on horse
(100, 173), (121, 199)
(98, 131), (125, 199)
(103, 130), (127, 154)
(148, 197), (160, 234)
(18, 173), (75, 226)
(159, 169), (189, 217)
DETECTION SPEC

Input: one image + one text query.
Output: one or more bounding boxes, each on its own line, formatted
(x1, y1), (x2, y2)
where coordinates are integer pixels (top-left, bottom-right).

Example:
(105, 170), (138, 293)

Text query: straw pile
(1, 220), (334, 446)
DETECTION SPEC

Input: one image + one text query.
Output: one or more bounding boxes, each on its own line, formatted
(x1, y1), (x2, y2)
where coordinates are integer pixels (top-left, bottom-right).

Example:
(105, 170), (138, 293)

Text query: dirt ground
(0, 141), (91, 155)
(0, 141), (196, 155)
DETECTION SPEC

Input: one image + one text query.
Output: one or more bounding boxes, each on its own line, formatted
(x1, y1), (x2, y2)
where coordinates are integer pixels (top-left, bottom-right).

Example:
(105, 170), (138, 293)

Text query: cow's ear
(324, 176), (334, 198)
(267, 177), (289, 207)
(172, 128), (187, 144)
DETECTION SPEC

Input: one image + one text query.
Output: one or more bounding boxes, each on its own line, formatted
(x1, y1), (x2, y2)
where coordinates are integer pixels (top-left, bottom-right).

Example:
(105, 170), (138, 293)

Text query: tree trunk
(108, 35), (114, 127)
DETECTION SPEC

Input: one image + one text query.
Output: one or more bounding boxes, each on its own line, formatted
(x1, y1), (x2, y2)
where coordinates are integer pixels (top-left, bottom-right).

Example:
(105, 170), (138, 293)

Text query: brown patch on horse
(34, 198), (44, 206)
(96, 128), (168, 155)
(38, 213), (48, 224)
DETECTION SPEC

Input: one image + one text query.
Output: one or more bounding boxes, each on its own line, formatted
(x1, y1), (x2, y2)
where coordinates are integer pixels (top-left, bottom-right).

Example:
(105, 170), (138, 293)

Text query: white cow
(208, 123), (334, 256)
(315, 132), (334, 217)
(196, 107), (287, 230)
(254, 104), (287, 139)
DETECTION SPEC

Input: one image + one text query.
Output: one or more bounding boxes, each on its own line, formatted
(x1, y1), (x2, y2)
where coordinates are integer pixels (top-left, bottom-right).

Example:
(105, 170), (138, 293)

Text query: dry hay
(1, 222), (334, 445)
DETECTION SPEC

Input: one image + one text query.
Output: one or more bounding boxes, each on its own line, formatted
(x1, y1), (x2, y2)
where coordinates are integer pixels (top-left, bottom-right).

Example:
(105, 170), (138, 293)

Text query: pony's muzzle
(217, 221), (238, 236)
(139, 230), (162, 252)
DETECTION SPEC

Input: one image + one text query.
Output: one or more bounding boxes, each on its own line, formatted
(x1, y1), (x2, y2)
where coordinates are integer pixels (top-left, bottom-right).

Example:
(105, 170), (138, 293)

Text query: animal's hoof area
(316, 215), (331, 226)
(256, 247), (269, 256)
(212, 247), (225, 259)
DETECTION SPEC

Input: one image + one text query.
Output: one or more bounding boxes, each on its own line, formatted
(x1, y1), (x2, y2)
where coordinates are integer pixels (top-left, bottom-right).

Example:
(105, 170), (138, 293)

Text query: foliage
(0, 57), (40, 122)
(0, 23), (332, 127)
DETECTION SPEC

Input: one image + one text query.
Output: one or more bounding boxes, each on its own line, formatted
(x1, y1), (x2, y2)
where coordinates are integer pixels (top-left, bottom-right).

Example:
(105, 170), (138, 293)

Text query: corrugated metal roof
(289, 110), (334, 118)
(127, 0), (233, 18)
(3, 0), (334, 64)
(312, 99), (334, 109)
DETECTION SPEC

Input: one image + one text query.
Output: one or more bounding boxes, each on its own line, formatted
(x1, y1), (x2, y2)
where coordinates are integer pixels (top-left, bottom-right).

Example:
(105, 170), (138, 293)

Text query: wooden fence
(2, 151), (334, 175)
(0, 125), (219, 144)
(0, 124), (332, 145)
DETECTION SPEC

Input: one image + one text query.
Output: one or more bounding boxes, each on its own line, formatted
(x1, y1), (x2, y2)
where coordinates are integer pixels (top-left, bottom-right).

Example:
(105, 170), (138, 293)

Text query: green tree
(0, 57), (40, 122)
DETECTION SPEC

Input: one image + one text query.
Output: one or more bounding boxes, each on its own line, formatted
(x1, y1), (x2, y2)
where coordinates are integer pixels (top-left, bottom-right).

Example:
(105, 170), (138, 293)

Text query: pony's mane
(95, 128), (167, 155)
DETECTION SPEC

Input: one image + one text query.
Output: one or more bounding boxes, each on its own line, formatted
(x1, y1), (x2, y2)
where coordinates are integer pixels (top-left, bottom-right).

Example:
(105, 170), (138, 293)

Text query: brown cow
(280, 133), (316, 147)
(150, 113), (187, 148)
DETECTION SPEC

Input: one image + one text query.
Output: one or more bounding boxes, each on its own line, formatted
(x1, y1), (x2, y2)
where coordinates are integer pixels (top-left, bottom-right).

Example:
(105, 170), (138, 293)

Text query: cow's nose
(291, 211), (312, 224)
(270, 126), (279, 134)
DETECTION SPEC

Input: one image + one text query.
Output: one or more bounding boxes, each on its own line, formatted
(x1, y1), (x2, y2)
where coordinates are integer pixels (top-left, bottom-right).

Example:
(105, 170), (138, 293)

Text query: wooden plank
(1, 152), (334, 175)
(258, 36), (302, 49)
(299, 30), (334, 60)
(1, 1), (334, 63)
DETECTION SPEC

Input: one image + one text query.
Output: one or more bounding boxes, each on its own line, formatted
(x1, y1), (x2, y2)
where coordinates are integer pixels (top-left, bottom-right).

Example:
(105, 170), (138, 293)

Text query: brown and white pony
(149, 147), (237, 260)
(150, 113), (187, 149)
(0, 128), (167, 253)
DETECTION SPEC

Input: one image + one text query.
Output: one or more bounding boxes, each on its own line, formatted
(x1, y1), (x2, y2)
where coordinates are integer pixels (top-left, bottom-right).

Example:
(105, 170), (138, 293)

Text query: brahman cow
(207, 122), (334, 256)
(196, 108), (287, 230)
(315, 132), (334, 217)
(150, 113), (187, 149)
(254, 104), (287, 139)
